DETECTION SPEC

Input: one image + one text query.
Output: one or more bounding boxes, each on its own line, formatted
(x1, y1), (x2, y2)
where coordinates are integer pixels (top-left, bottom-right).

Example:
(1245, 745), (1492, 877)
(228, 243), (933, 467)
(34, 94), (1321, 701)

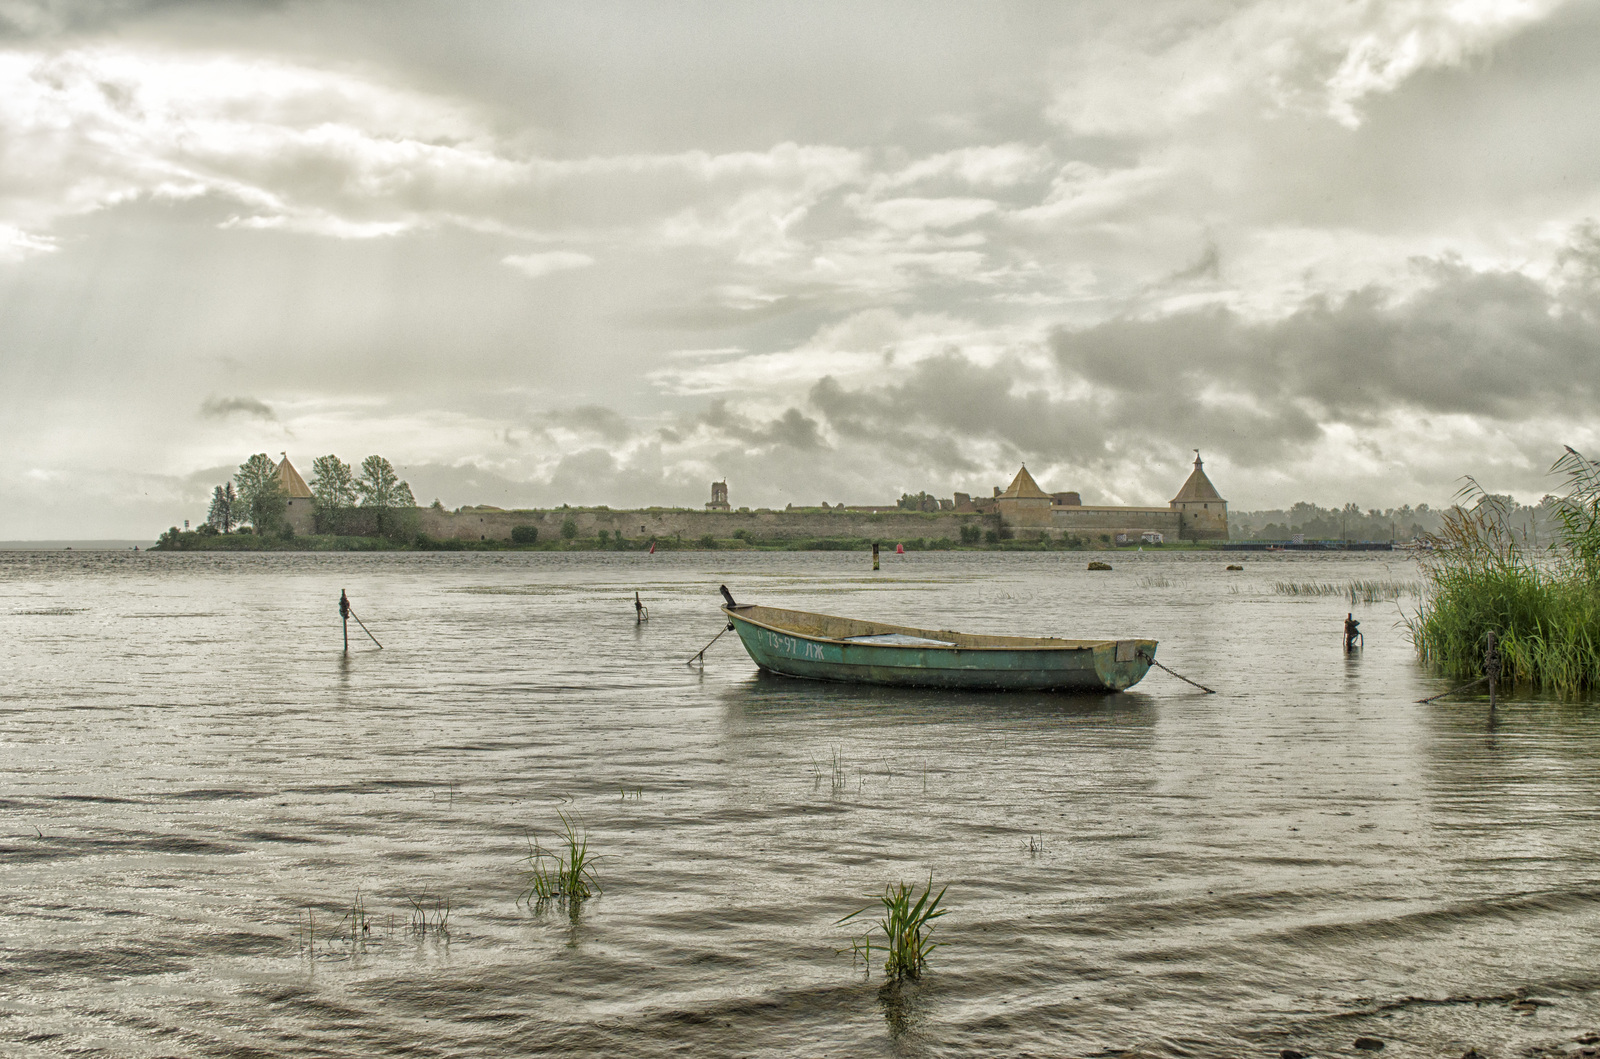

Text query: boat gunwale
(723, 604), (1149, 654)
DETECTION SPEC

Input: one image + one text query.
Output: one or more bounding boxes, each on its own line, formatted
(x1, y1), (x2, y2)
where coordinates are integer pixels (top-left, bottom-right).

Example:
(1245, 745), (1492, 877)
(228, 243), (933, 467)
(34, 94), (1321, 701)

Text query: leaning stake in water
(340, 590), (382, 649)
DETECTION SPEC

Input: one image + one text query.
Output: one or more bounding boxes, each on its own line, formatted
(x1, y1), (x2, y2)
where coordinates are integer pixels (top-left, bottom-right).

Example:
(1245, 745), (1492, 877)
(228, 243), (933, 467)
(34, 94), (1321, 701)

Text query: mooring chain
(1137, 650), (1216, 694)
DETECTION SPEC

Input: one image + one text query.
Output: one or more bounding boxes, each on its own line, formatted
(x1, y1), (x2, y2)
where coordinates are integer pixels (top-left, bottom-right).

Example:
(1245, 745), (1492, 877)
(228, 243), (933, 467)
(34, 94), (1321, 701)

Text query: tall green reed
(840, 876), (948, 981)
(1409, 447), (1600, 695)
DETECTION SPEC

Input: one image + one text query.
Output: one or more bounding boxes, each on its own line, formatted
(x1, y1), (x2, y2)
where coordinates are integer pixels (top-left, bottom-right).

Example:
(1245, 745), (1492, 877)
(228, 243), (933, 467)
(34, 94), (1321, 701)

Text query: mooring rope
(1416, 632), (1502, 704)
(348, 608), (382, 649)
(687, 622), (736, 667)
(1138, 651), (1215, 694)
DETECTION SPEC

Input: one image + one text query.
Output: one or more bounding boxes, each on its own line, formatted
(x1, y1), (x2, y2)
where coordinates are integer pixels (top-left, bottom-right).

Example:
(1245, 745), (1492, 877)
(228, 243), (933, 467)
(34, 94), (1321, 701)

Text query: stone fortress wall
(272, 452), (1228, 544)
(412, 455), (1228, 543)
(415, 505), (987, 543)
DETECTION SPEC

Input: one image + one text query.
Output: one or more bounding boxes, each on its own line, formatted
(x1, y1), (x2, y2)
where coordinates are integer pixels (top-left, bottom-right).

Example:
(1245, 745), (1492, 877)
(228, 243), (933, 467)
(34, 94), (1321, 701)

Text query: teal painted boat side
(723, 607), (1155, 692)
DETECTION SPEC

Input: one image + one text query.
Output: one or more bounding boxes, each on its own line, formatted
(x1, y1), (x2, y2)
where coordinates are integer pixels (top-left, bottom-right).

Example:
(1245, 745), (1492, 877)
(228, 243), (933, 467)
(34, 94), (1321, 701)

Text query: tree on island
(233, 453), (286, 533)
(357, 455), (417, 539)
(309, 454), (359, 534)
(206, 483), (236, 533)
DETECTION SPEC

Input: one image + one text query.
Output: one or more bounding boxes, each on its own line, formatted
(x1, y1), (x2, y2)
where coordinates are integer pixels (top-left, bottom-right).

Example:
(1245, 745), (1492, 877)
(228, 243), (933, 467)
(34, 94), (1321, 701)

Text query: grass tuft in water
(839, 876), (948, 982)
(341, 889), (372, 953)
(408, 893), (451, 937)
(518, 811), (601, 909)
(812, 748), (848, 793)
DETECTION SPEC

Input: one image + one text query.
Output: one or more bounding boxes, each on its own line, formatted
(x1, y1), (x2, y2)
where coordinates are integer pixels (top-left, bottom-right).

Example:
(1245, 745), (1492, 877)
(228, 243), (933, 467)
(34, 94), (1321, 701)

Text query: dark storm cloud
(803, 244), (1600, 478)
(696, 399), (826, 451)
(1056, 256), (1600, 427)
(199, 395), (276, 422)
(539, 404), (633, 443)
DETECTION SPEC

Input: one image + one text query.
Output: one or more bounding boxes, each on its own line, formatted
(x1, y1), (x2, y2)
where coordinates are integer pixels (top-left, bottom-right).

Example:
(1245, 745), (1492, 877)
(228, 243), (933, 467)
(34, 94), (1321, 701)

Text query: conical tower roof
(1170, 451), (1223, 503)
(1001, 465), (1051, 499)
(275, 454), (313, 498)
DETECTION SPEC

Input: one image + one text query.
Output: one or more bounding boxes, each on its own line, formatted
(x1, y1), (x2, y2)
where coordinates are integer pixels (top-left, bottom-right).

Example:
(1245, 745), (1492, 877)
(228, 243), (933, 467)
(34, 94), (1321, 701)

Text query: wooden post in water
(872, 542), (880, 571)
(339, 589), (350, 654)
(1485, 631), (1500, 710)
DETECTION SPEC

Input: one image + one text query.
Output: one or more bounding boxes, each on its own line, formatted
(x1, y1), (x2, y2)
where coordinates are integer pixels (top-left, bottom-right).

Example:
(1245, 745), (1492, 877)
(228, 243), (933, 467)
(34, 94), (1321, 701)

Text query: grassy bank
(1409, 448), (1600, 695)
(152, 528), (1219, 553)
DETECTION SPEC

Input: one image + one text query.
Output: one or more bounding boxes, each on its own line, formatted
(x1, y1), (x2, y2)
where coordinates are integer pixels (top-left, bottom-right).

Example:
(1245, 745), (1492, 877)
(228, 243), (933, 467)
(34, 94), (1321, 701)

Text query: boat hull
(723, 606), (1155, 692)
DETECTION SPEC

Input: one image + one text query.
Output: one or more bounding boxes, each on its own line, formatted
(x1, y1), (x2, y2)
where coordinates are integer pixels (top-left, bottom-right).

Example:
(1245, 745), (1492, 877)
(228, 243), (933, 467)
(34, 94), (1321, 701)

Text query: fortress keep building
(993, 452), (1228, 542)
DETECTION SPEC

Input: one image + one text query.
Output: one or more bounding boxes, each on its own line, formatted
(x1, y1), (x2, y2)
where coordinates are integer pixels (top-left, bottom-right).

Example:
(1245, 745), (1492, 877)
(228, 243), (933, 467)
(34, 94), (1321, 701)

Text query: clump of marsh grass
(1137, 575), (1176, 589)
(1409, 448), (1600, 695)
(839, 876), (948, 982)
(408, 892), (451, 938)
(518, 812), (601, 909)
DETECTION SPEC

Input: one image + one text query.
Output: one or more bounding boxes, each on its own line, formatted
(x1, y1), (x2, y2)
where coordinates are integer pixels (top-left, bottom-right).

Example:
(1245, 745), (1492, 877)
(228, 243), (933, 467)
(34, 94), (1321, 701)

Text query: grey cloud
(802, 244), (1600, 486)
(539, 404), (633, 443)
(1055, 256), (1600, 428)
(697, 399), (826, 451)
(199, 395), (276, 422)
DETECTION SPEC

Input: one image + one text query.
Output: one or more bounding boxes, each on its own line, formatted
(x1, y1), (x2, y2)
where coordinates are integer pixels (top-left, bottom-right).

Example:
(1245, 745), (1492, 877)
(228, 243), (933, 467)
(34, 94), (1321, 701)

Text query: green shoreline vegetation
(1410, 448), (1600, 696)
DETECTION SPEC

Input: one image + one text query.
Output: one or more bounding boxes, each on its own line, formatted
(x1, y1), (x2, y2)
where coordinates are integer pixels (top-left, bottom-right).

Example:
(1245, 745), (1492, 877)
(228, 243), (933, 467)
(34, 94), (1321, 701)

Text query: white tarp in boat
(841, 633), (956, 647)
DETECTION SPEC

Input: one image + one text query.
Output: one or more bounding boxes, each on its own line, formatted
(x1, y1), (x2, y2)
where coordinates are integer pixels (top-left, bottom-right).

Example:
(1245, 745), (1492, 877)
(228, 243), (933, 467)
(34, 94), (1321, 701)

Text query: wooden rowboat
(720, 593), (1157, 692)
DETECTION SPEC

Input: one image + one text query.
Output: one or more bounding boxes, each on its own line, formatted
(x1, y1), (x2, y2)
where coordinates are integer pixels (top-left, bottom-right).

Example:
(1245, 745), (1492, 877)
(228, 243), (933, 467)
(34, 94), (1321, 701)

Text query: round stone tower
(1169, 451), (1228, 540)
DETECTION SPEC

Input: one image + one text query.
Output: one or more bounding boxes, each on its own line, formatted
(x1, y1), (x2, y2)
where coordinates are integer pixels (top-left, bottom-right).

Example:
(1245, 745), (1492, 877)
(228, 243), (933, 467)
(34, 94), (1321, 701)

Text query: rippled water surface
(3, 549), (1599, 1058)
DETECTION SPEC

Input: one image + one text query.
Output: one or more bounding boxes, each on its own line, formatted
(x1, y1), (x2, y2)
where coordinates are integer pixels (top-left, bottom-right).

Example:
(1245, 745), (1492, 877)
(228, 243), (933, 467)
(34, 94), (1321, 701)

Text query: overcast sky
(3, 0), (1599, 536)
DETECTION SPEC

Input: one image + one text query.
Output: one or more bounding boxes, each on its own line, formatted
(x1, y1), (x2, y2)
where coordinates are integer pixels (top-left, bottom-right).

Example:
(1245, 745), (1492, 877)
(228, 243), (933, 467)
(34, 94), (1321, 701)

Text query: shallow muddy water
(2, 549), (1598, 1058)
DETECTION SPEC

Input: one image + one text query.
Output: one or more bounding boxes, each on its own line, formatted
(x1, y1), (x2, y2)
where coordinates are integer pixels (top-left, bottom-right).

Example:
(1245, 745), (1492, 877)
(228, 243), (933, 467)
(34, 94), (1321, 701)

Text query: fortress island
(162, 452), (1227, 550)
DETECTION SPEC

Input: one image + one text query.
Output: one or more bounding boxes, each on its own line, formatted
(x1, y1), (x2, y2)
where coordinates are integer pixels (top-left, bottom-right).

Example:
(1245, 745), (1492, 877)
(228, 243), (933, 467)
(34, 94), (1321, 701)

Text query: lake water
(3, 549), (1598, 1058)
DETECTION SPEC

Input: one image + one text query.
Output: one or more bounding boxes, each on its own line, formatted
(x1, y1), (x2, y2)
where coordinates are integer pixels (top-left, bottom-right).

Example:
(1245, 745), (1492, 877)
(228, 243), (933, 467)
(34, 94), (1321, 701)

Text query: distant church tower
(706, 480), (730, 511)
(1169, 451), (1227, 540)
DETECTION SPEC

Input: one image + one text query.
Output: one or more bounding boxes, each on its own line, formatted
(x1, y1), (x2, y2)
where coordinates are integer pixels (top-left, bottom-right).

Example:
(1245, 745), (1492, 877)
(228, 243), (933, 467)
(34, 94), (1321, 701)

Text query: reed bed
(518, 812), (601, 908)
(1409, 448), (1600, 695)
(1273, 579), (1418, 603)
(840, 876), (947, 982)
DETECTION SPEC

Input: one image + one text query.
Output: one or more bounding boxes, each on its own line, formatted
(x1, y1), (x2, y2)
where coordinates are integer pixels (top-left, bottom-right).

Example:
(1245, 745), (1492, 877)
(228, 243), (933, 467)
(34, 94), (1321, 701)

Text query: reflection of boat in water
(719, 589), (1156, 692)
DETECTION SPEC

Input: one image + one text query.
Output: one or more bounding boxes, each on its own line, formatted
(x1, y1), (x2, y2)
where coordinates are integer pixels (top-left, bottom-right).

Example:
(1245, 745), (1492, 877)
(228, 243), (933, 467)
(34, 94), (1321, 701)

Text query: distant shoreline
(148, 531), (1221, 553)
(0, 540), (155, 550)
